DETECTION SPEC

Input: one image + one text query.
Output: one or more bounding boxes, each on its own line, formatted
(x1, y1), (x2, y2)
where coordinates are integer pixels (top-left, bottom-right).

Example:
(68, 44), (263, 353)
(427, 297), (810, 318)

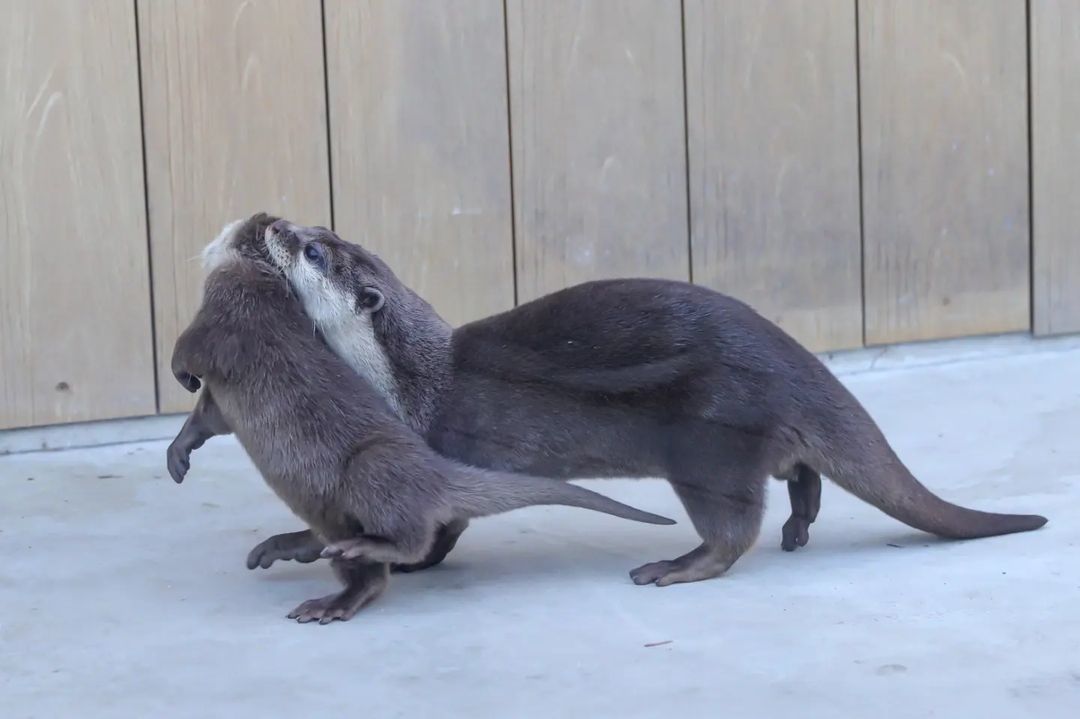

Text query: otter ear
(357, 287), (385, 314)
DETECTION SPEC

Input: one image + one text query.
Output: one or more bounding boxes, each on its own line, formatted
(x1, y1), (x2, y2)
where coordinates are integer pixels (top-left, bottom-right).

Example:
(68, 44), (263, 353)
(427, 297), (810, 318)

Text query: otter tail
(447, 464), (676, 526)
(818, 406), (1047, 539)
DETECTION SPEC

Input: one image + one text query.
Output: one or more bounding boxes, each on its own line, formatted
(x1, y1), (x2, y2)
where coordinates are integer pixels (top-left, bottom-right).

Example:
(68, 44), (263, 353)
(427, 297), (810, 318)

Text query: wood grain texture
(325, 0), (513, 326)
(507, 0), (688, 302)
(1032, 0), (1080, 335)
(860, 0), (1029, 345)
(1, 0), (154, 429)
(686, 0), (861, 351)
(139, 0), (331, 412)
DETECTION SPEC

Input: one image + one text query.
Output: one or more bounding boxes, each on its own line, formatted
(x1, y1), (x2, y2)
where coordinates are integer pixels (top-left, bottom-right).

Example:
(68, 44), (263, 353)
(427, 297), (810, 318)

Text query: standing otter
(238, 220), (1045, 587)
(168, 216), (674, 622)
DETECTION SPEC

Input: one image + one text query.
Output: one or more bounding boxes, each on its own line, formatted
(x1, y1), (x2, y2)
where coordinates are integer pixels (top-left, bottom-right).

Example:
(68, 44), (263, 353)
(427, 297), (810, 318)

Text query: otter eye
(358, 287), (385, 313)
(303, 243), (326, 270)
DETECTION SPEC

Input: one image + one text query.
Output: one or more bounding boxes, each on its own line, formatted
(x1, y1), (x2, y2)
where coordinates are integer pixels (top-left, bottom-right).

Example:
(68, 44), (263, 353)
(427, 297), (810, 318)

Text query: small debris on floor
(644, 640), (673, 648)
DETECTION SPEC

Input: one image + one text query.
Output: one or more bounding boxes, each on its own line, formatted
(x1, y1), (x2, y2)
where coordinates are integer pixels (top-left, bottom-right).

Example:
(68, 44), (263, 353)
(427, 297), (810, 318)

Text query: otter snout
(264, 220), (301, 268)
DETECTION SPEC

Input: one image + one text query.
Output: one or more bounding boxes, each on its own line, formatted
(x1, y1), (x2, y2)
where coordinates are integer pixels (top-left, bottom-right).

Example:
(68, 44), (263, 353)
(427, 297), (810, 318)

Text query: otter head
(263, 219), (403, 414)
(263, 220), (388, 325)
(201, 212), (281, 273)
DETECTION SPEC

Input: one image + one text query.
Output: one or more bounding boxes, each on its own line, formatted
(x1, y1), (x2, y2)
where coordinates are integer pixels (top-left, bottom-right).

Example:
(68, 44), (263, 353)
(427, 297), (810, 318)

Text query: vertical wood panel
(686, 0), (862, 351)
(1, 0), (154, 429)
(507, 0), (688, 302)
(860, 0), (1029, 345)
(325, 0), (513, 326)
(1032, 0), (1080, 335)
(139, 0), (331, 412)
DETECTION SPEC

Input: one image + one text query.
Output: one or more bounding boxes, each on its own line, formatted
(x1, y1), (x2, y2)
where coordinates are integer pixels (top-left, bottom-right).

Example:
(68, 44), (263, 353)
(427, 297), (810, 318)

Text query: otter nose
(267, 219), (289, 237)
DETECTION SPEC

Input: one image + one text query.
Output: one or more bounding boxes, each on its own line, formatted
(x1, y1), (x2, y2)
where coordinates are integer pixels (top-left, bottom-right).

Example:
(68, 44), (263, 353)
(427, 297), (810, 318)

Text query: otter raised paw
(247, 530), (326, 570)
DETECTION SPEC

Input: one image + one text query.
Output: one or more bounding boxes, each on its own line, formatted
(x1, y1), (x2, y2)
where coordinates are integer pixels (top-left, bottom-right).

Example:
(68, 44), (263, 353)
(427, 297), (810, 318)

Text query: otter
(167, 215), (675, 623)
(193, 218), (1047, 587)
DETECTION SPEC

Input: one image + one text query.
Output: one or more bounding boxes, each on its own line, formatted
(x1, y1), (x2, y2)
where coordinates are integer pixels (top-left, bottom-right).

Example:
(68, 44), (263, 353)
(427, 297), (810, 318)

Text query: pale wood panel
(860, 0), (1029, 345)
(0, 1), (154, 429)
(139, 0), (331, 412)
(326, 0), (514, 326)
(1032, 0), (1080, 335)
(507, 0), (688, 302)
(686, 0), (861, 352)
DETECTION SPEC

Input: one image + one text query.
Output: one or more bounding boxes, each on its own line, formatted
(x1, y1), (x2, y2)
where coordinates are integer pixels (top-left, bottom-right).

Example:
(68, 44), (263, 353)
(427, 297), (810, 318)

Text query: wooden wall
(686, 0), (863, 350)
(1033, 0), (1080, 335)
(1, 1), (155, 428)
(139, 0), (332, 413)
(1, 0), (1077, 430)
(507, 0), (688, 301)
(325, 0), (515, 328)
(860, 0), (1030, 345)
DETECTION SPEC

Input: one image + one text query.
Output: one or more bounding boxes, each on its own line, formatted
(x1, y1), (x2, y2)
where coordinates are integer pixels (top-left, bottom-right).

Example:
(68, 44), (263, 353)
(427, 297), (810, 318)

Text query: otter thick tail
(448, 465), (676, 526)
(820, 417), (1047, 539)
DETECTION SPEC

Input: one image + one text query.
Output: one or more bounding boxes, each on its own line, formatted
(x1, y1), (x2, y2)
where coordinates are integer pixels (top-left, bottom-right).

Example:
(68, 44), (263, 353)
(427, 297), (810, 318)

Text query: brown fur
(167, 215), (674, 622)
(251, 220), (1047, 587)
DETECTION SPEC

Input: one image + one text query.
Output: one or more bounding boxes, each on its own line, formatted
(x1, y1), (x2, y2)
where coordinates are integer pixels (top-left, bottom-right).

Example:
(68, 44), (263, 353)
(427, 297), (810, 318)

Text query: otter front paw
(166, 439), (191, 484)
(247, 530), (326, 569)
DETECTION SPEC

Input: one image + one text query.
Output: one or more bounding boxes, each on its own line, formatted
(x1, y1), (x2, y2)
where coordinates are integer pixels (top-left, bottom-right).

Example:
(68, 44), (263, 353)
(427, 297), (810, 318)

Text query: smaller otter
(169, 215), (675, 623)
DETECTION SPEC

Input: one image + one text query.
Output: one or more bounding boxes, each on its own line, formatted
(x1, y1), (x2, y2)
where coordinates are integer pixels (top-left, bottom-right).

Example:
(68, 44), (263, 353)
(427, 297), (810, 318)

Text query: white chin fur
(202, 219), (245, 271)
(283, 258), (404, 417)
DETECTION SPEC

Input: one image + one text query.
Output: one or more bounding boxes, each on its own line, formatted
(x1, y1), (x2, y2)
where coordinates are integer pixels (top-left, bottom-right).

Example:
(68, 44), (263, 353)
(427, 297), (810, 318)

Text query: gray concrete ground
(2, 338), (1078, 718)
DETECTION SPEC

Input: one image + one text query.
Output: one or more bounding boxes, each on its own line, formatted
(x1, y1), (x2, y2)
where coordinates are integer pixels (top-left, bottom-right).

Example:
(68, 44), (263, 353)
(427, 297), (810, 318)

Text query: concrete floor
(2, 339), (1078, 718)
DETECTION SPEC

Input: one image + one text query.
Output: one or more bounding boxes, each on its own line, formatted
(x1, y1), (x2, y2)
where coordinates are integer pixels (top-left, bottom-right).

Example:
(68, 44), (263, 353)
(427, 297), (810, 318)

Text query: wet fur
(252, 221), (1047, 587)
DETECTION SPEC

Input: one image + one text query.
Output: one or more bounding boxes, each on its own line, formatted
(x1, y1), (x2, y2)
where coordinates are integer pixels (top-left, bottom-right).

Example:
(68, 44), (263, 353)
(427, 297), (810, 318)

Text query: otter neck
(375, 302), (453, 435)
(318, 312), (407, 421)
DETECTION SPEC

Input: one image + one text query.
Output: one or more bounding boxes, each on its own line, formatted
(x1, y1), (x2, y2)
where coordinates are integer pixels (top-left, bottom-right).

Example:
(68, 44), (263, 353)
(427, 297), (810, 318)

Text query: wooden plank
(325, 0), (514, 326)
(1032, 0), (1080, 335)
(0, 0), (154, 429)
(139, 0), (331, 412)
(686, 0), (862, 351)
(507, 0), (688, 302)
(859, 0), (1029, 345)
